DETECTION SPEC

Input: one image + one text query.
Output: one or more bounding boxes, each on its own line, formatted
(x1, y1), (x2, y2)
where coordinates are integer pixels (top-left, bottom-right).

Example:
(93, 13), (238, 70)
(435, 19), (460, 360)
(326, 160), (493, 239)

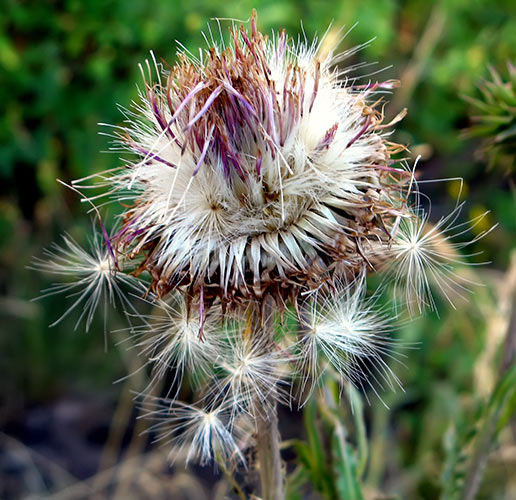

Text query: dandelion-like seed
(130, 293), (222, 387)
(387, 202), (493, 314)
(297, 273), (400, 402)
(34, 10), (490, 497)
(211, 327), (289, 419)
(32, 231), (141, 331)
(142, 398), (245, 466)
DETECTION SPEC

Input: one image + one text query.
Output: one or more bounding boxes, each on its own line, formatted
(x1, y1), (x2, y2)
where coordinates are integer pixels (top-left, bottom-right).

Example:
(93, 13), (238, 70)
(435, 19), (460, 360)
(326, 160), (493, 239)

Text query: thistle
(34, 11), (487, 499)
(464, 63), (516, 173)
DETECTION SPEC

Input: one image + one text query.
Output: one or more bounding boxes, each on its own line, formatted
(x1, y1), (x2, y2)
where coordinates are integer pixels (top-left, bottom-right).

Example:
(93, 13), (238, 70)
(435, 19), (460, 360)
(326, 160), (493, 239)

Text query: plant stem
(253, 298), (285, 500)
(386, 2), (446, 120)
(256, 402), (284, 500)
(216, 453), (247, 500)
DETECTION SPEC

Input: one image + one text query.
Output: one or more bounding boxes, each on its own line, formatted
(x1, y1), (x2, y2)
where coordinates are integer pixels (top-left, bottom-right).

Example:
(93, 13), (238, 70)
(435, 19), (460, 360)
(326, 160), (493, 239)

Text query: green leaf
(332, 423), (365, 500)
(349, 386), (368, 479)
(495, 123), (516, 143)
(285, 465), (310, 500)
(440, 362), (516, 500)
(302, 399), (337, 499)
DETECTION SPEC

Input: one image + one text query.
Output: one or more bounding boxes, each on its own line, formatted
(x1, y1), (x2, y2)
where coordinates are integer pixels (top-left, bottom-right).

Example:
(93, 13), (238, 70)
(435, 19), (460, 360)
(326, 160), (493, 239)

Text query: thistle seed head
(33, 12), (493, 469)
(101, 11), (409, 311)
(130, 292), (223, 388)
(295, 272), (400, 403)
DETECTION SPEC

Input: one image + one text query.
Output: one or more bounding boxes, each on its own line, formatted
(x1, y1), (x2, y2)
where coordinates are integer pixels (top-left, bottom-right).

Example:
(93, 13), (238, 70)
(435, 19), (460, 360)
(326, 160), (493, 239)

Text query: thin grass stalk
(462, 252), (516, 500)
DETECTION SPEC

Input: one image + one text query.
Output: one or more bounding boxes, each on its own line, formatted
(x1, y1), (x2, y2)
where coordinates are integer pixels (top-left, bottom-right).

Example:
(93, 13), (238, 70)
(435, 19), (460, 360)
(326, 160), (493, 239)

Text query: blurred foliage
(1, 0), (516, 498)
(440, 361), (516, 499)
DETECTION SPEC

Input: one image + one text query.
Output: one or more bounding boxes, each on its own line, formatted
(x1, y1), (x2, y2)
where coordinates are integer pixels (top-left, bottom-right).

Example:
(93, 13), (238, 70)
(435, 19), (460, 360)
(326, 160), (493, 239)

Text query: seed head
(89, 11), (409, 311)
(130, 292), (222, 388)
(296, 273), (400, 403)
(210, 325), (290, 420)
(384, 201), (494, 314)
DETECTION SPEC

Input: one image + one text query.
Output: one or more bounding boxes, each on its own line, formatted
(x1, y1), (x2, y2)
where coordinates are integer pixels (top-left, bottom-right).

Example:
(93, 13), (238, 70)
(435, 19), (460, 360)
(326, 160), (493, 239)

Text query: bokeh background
(1, 0), (516, 498)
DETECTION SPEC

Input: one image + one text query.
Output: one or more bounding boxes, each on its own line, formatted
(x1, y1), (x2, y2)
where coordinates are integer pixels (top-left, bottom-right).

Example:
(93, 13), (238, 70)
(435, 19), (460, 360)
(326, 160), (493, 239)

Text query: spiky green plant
(464, 63), (516, 173)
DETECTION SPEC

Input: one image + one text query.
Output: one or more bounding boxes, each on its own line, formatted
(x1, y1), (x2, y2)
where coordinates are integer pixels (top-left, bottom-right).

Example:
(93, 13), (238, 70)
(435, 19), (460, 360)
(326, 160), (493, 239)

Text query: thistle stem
(254, 299), (285, 500)
(256, 402), (284, 500)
